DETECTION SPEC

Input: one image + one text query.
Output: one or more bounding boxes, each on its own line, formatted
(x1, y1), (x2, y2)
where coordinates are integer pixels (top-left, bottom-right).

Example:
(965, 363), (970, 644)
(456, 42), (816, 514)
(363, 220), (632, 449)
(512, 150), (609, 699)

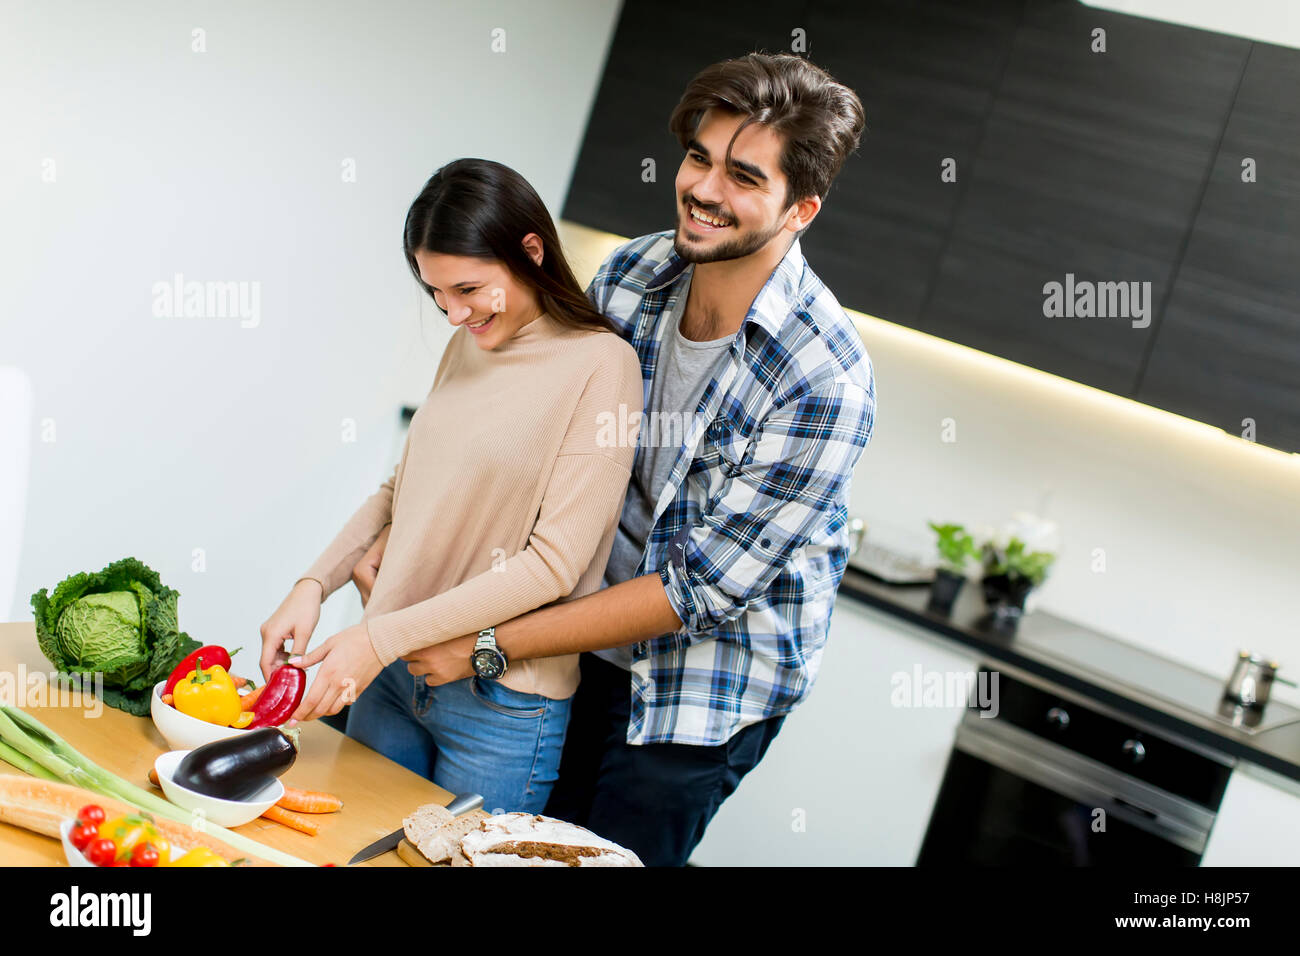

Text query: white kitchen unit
(688, 596), (978, 866)
(1201, 762), (1300, 865)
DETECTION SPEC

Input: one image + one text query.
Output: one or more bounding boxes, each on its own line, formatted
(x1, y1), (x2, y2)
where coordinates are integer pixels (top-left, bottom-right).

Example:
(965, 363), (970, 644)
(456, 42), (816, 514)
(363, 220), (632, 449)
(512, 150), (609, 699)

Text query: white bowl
(59, 818), (96, 867)
(61, 816), (185, 866)
(150, 679), (250, 751)
(153, 749), (285, 828)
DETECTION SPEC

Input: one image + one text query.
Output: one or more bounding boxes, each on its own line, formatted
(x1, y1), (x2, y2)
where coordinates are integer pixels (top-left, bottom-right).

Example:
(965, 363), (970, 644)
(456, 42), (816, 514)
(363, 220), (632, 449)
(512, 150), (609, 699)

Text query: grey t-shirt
(597, 270), (734, 669)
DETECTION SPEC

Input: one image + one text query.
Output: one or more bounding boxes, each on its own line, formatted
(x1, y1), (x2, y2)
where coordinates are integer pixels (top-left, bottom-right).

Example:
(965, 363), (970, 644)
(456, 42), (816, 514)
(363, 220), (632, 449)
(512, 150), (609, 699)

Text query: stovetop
(1012, 624), (1300, 736)
(836, 566), (1300, 784)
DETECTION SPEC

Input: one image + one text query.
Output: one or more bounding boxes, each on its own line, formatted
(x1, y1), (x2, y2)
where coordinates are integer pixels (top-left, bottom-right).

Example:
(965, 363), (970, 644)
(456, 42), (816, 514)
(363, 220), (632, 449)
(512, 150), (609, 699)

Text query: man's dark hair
(668, 52), (866, 216)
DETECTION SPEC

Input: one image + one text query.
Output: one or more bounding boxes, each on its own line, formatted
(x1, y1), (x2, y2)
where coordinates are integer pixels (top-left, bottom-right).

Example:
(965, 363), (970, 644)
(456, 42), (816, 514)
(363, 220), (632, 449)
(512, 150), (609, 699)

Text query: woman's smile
(466, 313), (497, 334)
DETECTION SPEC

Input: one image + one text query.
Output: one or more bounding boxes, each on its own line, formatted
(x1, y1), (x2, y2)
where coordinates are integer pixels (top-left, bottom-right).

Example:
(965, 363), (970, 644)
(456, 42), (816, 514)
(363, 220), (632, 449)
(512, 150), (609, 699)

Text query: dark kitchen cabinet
(918, 0), (1248, 395)
(1134, 42), (1300, 451)
(562, 0), (1299, 452)
(562, 0), (800, 237)
(797, 0), (1022, 326)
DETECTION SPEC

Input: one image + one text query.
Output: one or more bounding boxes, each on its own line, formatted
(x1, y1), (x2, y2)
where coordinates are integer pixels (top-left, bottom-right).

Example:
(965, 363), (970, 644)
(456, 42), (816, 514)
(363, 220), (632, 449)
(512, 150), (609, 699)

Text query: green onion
(0, 738), (60, 781)
(0, 705), (311, 867)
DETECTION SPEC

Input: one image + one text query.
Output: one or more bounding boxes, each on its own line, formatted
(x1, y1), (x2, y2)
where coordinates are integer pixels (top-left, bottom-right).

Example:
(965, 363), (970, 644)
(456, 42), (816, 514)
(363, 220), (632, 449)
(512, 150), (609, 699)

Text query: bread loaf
(459, 812), (642, 867)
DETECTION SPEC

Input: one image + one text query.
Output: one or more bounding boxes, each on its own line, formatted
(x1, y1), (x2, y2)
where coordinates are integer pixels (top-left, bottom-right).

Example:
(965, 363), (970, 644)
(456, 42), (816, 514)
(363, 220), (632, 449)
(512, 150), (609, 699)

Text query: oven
(916, 666), (1233, 865)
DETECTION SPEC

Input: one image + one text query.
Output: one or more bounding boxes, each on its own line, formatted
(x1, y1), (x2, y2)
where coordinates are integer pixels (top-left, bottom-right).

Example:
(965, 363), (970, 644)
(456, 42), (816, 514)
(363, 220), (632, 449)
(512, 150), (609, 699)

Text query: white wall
(0, 0), (624, 663)
(1082, 0), (1300, 50)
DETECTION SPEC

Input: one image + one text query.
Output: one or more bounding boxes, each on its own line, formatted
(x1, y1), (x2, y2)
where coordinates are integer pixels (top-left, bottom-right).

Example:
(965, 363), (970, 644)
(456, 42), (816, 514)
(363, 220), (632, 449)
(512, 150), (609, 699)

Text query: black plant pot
(927, 568), (966, 615)
(981, 572), (1035, 629)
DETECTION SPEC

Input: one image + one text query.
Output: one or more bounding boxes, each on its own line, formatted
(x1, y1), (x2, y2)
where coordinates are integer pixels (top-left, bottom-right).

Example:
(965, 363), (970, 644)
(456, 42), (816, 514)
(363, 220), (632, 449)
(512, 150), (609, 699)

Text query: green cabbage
(32, 558), (201, 716)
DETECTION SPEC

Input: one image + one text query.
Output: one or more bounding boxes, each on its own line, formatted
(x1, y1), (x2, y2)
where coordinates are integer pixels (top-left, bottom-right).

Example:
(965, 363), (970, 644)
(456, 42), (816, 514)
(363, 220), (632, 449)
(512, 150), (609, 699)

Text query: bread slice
(459, 812), (643, 867)
(401, 802), (455, 856)
(401, 803), (495, 865)
(405, 807), (490, 865)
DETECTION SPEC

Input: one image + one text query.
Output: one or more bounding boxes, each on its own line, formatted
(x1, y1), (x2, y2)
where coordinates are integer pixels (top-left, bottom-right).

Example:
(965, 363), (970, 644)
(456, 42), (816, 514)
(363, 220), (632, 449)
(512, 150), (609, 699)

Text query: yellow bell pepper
(163, 846), (229, 867)
(172, 659), (242, 726)
(229, 711), (255, 729)
(99, 813), (171, 865)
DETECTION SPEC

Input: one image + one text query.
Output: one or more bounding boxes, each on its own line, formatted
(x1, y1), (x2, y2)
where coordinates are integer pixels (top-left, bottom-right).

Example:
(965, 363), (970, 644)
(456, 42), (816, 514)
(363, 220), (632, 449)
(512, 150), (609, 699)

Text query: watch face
(472, 649), (504, 679)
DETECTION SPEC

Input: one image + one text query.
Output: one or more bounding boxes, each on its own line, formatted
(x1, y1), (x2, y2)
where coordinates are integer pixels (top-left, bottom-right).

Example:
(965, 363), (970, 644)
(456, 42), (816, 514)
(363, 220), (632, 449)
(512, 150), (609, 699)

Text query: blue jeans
(345, 658), (572, 814)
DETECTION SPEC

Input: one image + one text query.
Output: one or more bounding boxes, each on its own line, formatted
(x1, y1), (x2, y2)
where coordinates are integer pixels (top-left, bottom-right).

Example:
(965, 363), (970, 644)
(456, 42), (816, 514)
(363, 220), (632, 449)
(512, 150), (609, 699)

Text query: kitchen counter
(836, 567), (1300, 786)
(0, 622), (452, 866)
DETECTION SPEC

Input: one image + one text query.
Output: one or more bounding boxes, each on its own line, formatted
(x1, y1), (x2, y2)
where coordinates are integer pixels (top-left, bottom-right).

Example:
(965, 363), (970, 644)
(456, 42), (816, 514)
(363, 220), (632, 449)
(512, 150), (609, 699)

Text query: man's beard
(673, 208), (787, 264)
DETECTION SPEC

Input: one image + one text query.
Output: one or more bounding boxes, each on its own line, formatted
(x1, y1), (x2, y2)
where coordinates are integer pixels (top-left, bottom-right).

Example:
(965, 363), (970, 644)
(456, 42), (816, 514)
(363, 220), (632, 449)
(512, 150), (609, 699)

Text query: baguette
(0, 773), (276, 866)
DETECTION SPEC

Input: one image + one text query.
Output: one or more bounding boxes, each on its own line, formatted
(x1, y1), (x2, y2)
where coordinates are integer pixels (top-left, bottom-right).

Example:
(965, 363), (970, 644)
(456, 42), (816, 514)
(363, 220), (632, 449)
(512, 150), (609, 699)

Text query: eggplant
(173, 727), (298, 801)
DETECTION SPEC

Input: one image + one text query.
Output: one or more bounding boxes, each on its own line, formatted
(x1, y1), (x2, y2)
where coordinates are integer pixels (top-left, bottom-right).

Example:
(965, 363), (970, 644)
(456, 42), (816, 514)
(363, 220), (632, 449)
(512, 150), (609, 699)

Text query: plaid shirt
(586, 229), (876, 746)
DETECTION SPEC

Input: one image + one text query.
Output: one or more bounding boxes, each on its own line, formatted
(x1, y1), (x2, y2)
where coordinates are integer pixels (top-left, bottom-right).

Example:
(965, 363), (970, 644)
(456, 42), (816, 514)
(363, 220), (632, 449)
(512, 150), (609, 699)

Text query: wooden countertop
(0, 622), (452, 866)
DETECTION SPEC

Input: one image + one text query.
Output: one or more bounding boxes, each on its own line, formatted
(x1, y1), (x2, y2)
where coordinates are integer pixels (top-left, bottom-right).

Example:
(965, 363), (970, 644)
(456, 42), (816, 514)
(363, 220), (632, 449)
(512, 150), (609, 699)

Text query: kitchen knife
(347, 791), (484, 865)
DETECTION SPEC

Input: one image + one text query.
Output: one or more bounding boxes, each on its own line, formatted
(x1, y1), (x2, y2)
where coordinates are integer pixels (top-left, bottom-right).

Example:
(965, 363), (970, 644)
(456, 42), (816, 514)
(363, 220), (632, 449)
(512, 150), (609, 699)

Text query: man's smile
(685, 201), (733, 231)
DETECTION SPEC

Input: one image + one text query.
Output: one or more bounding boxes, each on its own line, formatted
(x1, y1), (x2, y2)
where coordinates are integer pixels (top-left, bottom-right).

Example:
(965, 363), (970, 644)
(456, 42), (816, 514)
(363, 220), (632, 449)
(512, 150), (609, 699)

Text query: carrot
(161, 693), (173, 705)
(277, 786), (343, 814)
(262, 804), (319, 836)
(239, 684), (265, 712)
(232, 675), (251, 689)
(148, 767), (160, 788)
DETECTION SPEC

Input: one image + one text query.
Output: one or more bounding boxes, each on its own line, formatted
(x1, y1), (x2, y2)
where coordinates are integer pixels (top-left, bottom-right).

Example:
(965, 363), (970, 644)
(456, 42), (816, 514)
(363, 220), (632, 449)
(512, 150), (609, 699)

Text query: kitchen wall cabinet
(687, 597), (977, 866)
(917, 1), (1246, 396)
(1134, 42), (1300, 452)
(794, 0), (1022, 327)
(563, 0), (1299, 452)
(1201, 763), (1300, 866)
(562, 0), (798, 238)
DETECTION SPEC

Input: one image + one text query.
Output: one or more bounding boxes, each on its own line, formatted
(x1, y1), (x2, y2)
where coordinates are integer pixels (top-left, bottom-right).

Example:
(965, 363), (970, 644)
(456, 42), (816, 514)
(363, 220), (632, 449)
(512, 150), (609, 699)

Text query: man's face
(673, 108), (798, 264)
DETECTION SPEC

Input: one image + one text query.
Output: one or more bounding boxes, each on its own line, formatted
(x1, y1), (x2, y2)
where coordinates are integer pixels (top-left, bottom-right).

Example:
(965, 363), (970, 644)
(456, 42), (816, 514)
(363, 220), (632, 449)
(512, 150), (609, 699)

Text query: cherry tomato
(70, 820), (98, 851)
(86, 837), (118, 867)
(76, 804), (106, 827)
(130, 842), (160, 867)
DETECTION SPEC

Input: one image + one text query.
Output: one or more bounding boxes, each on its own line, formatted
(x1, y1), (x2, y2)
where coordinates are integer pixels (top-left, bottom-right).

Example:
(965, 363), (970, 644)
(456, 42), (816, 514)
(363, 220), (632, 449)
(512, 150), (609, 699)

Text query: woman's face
(413, 237), (544, 350)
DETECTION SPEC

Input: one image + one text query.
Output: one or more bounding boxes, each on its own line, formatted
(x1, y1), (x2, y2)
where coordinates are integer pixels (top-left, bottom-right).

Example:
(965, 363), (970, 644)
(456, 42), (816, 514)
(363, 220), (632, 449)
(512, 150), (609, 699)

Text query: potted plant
(980, 536), (1056, 629)
(926, 522), (979, 615)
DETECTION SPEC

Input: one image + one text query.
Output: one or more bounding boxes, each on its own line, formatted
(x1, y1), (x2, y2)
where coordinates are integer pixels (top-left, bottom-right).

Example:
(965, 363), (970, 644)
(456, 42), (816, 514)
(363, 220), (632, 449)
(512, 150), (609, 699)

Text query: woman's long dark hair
(403, 159), (616, 335)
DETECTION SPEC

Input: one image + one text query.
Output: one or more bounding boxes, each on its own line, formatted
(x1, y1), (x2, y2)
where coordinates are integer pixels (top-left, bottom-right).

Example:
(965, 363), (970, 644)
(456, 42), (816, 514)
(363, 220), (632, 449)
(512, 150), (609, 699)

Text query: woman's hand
(259, 580), (323, 683)
(287, 622), (384, 723)
(351, 523), (391, 607)
(403, 634), (477, 687)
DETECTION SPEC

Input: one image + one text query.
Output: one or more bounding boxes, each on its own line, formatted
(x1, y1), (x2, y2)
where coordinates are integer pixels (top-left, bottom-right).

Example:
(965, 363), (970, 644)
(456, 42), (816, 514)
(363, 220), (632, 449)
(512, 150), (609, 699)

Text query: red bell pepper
(246, 665), (306, 729)
(163, 645), (238, 697)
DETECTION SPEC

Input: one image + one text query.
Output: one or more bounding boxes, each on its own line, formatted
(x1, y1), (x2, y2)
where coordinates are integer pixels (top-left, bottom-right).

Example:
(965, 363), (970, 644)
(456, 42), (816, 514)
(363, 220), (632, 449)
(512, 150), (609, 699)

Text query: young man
(399, 52), (874, 865)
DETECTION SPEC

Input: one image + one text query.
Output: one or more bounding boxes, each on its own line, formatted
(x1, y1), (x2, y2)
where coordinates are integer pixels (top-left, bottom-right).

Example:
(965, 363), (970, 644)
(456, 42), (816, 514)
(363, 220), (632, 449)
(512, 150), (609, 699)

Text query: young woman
(258, 158), (643, 813)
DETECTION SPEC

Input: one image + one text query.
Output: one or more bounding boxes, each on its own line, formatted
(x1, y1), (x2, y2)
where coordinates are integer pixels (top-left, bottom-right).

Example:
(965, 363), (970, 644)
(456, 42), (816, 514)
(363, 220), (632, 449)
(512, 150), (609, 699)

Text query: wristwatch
(470, 627), (508, 680)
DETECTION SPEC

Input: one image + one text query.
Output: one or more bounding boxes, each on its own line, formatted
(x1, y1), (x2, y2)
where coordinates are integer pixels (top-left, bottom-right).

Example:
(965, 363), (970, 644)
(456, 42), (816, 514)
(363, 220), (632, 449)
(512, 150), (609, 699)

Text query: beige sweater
(299, 312), (643, 700)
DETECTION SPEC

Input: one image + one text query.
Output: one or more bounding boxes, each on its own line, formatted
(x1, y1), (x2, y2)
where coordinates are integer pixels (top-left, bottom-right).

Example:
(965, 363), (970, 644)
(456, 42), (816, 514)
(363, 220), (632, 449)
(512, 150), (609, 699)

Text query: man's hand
(351, 524), (391, 607)
(287, 622), (385, 723)
(403, 634), (476, 687)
